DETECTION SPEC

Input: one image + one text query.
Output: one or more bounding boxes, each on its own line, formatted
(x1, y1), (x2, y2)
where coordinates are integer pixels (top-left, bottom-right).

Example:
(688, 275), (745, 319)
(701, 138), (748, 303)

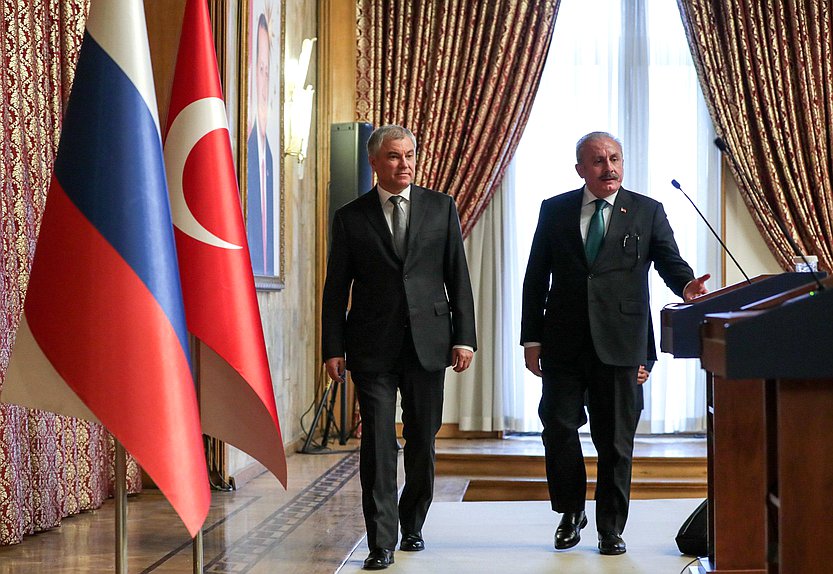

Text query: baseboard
(140, 437), (306, 491)
(228, 459), (267, 490)
(228, 437), (304, 490)
(229, 438), (304, 490)
(394, 422), (502, 440)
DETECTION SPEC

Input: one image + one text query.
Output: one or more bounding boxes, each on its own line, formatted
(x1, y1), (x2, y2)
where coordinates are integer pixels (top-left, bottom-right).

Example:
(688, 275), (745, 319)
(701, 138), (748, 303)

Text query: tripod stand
(300, 376), (349, 453)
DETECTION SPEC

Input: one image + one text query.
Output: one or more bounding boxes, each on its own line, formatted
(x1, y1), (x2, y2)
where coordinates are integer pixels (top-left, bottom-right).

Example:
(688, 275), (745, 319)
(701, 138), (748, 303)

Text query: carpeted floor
(338, 498), (703, 574)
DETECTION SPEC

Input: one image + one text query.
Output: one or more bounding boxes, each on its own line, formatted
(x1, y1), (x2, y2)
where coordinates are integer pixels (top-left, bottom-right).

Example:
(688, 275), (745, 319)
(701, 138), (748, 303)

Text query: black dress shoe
(363, 548), (394, 570)
(400, 533), (425, 551)
(598, 531), (627, 555)
(554, 510), (587, 550)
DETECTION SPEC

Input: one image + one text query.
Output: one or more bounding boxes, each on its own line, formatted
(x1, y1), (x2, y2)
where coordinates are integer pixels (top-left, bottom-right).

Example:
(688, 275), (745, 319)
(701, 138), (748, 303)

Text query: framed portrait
(209, 0), (284, 290)
(241, 0), (284, 289)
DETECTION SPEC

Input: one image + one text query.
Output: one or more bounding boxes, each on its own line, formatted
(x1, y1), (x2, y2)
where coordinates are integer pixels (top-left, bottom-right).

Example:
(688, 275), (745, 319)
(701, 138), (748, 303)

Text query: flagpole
(115, 440), (128, 574)
(193, 528), (204, 572)
(191, 334), (205, 573)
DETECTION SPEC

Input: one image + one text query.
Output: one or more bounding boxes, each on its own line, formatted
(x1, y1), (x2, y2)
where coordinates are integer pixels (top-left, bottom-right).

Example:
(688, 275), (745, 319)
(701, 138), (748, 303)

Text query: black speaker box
(676, 499), (708, 557)
(329, 122), (373, 239)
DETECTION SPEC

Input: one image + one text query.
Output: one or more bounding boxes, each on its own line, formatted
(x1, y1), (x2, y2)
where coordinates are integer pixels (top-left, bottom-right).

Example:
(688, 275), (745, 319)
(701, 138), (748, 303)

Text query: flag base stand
(205, 436), (234, 491)
(299, 376), (349, 453)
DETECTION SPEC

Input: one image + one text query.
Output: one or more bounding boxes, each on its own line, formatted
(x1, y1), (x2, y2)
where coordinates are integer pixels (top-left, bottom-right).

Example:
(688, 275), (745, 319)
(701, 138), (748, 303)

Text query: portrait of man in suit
(321, 125), (477, 570)
(520, 131), (709, 556)
(246, 9), (275, 276)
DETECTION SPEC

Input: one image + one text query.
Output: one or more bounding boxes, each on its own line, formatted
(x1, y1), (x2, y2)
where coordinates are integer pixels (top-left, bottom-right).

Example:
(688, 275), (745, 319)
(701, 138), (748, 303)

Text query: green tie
(585, 199), (606, 263)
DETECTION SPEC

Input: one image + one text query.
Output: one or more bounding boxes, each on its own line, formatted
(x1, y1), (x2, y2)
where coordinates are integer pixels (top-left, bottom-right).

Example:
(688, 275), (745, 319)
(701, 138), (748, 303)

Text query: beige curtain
(356, 0), (559, 236)
(447, 175), (505, 431)
(0, 0), (140, 545)
(677, 0), (833, 272)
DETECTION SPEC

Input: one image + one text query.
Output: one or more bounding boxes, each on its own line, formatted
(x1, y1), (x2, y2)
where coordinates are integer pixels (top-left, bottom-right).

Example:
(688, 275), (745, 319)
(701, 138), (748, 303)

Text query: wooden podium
(661, 273), (818, 359)
(660, 273), (823, 574)
(701, 276), (833, 574)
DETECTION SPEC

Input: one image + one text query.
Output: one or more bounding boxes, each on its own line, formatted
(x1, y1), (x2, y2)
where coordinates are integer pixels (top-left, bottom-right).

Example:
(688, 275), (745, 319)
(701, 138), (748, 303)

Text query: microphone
(670, 178), (752, 284)
(713, 137), (825, 291)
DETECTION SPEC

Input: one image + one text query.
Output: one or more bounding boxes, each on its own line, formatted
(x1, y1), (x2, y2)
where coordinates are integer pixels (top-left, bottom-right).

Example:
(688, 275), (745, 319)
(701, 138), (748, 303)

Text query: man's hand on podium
(683, 273), (711, 302)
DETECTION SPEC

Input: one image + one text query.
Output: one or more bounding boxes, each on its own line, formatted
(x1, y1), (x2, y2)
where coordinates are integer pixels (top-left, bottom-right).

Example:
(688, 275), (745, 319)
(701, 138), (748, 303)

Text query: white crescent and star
(164, 97), (242, 250)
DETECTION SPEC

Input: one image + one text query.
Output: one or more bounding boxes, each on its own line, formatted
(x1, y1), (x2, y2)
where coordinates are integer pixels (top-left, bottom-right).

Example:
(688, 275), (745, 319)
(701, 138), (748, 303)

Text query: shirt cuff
(523, 342), (542, 348)
(453, 345), (474, 353)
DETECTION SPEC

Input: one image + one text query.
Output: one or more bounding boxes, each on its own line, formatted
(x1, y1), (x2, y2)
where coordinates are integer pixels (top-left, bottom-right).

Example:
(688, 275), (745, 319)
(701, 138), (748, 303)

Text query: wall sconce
(285, 37), (316, 164)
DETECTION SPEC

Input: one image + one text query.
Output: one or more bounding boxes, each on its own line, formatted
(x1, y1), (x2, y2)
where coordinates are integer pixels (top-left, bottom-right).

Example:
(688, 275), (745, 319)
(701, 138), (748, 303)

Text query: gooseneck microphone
(670, 178), (752, 285)
(713, 137), (825, 291)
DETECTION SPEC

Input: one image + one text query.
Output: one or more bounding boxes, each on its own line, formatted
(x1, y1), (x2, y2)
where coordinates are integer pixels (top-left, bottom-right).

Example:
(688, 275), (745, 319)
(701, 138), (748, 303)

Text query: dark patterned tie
(585, 198), (606, 263)
(390, 195), (408, 260)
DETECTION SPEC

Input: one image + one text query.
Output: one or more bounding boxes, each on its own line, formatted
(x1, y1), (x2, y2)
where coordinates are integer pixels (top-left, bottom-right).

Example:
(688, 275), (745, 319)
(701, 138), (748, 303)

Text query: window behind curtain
(509, 0), (720, 434)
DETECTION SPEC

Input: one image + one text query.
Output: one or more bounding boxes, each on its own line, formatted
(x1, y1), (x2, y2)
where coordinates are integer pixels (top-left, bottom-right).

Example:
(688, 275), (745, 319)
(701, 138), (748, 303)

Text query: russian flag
(2, 0), (210, 536)
(164, 0), (286, 486)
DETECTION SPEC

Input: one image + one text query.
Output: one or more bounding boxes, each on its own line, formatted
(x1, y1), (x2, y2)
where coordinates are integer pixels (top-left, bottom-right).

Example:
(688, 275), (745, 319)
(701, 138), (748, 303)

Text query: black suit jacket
(521, 187), (694, 367)
(322, 185), (477, 373)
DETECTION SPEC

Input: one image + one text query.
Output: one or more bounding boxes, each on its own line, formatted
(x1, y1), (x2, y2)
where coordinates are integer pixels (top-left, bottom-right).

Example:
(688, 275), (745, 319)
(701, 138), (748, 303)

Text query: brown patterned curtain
(0, 0), (140, 546)
(356, 0), (559, 236)
(677, 0), (833, 272)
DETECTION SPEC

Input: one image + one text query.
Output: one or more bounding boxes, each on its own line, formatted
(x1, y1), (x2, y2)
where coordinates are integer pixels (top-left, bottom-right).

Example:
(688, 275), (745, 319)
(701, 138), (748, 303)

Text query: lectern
(660, 273), (822, 574)
(702, 277), (833, 574)
(661, 273), (818, 358)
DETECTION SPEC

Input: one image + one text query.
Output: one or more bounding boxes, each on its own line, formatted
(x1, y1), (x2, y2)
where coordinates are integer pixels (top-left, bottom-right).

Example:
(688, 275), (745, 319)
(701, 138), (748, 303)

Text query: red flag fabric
(3, 0), (210, 536)
(163, 0), (287, 486)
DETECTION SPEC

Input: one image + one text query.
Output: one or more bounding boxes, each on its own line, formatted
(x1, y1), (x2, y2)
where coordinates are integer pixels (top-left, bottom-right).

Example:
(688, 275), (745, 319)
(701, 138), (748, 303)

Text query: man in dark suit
(246, 12), (273, 276)
(322, 125), (476, 570)
(521, 131), (708, 555)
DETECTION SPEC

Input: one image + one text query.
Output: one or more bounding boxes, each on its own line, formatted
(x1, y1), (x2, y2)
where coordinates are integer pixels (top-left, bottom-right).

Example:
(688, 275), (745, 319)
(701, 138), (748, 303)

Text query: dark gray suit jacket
(521, 187), (694, 367)
(322, 185), (476, 373)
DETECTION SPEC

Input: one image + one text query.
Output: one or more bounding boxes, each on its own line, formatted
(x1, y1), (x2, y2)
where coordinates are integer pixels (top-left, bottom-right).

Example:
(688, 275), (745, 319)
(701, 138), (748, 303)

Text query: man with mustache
(520, 131), (708, 555)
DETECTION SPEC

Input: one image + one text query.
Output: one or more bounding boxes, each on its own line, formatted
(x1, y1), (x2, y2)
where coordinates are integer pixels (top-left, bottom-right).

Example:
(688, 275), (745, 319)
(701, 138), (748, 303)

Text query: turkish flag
(163, 0), (286, 486)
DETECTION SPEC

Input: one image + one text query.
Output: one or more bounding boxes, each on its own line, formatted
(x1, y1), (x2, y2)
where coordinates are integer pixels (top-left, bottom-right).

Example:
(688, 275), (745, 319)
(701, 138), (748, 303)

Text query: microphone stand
(670, 178), (751, 285)
(713, 137), (824, 291)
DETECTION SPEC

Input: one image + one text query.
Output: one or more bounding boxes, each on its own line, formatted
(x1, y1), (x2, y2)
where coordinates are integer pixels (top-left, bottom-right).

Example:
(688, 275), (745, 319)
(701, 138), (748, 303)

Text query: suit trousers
(538, 345), (641, 535)
(352, 330), (445, 550)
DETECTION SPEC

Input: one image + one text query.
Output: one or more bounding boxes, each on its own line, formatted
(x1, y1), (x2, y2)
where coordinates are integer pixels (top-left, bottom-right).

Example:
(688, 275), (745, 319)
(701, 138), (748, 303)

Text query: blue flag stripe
(53, 31), (190, 358)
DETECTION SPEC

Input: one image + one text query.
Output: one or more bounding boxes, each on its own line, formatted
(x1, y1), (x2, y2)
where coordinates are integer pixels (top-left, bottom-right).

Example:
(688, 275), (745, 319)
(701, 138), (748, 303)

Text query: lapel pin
(620, 207), (627, 214)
